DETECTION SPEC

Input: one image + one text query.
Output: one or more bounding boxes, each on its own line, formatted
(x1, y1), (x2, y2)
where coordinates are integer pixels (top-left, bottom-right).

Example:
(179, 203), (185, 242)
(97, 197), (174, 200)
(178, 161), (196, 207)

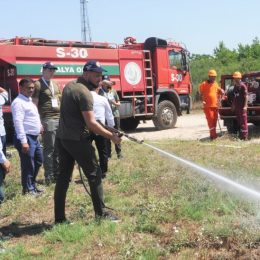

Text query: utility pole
(80, 0), (92, 42)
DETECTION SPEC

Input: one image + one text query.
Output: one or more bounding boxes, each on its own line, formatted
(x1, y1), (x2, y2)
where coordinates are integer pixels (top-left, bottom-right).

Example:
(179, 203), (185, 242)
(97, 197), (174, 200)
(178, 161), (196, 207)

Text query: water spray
(143, 142), (260, 200)
(104, 124), (260, 200)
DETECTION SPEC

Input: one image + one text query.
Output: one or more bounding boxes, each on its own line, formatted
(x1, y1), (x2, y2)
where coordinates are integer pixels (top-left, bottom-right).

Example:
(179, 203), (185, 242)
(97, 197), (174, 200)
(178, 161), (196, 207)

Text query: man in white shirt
(91, 85), (114, 178)
(100, 75), (123, 159)
(0, 87), (11, 203)
(11, 78), (43, 195)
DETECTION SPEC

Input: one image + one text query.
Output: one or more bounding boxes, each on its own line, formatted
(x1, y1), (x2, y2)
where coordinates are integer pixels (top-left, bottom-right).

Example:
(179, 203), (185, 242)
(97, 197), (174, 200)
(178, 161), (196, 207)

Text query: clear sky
(1, 0), (260, 55)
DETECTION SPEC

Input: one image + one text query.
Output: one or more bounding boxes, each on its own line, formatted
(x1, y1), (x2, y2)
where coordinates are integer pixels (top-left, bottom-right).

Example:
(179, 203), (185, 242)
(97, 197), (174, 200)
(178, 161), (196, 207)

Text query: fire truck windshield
(168, 51), (183, 70)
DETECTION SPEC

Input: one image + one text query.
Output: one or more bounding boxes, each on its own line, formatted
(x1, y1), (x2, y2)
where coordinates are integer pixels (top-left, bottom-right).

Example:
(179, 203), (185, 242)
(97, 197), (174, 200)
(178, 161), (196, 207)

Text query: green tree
(213, 41), (237, 65)
(237, 43), (252, 60)
(249, 37), (260, 59)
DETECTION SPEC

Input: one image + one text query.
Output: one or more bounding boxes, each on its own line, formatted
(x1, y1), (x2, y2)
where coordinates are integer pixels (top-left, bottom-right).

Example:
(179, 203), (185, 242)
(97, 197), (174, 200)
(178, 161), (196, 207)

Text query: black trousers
(90, 134), (108, 174)
(54, 137), (104, 222)
(107, 117), (121, 157)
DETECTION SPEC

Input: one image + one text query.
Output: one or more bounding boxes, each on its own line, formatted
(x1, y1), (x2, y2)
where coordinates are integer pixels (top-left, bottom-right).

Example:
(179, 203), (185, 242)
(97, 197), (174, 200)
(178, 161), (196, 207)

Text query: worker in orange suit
(199, 70), (224, 140)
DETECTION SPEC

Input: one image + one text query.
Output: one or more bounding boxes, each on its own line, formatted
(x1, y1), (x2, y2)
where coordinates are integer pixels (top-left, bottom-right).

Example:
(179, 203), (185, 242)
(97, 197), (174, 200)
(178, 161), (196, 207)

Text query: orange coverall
(199, 80), (223, 139)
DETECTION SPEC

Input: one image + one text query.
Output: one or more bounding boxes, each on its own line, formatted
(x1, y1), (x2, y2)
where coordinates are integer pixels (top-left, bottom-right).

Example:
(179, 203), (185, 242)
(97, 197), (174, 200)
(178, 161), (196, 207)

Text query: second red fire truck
(219, 71), (260, 133)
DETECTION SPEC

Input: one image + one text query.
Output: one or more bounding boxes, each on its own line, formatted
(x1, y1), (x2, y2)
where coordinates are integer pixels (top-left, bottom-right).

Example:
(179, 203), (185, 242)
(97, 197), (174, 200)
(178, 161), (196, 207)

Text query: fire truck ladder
(123, 50), (154, 116)
(142, 50), (154, 115)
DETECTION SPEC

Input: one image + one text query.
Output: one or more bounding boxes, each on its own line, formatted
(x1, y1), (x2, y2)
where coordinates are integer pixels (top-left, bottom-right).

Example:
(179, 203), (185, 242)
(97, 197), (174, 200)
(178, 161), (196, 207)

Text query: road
(129, 112), (226, 141)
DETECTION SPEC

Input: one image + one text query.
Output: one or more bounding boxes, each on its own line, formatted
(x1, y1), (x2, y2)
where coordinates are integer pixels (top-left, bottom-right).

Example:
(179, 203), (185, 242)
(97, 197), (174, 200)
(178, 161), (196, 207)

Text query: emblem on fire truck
(124, 62), (142, 85)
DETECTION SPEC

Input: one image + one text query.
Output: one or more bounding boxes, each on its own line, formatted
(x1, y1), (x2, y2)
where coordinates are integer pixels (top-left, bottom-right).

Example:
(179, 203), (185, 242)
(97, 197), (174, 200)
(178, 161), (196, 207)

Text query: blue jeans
(0, 135), (6, 203)
(14, 134), (43, 192)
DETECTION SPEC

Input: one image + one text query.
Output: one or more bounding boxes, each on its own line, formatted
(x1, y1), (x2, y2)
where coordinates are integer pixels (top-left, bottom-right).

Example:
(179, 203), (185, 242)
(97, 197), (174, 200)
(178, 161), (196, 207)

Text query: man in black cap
(33, 62), (61, 186)
(75, 60), (102, 90)
(54, 60), (121, 223)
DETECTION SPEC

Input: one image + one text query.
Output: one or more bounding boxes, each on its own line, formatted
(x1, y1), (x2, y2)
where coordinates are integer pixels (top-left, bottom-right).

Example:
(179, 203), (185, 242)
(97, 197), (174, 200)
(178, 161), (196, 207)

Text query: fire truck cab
(219, 71), (260, 133)
(0, 36), (192, 137)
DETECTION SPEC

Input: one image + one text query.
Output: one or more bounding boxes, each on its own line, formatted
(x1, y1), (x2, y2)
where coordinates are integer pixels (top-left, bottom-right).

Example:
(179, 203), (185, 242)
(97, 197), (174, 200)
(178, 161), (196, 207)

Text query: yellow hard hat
(233, 71), (242, 79)
(208, 69), (217, 77)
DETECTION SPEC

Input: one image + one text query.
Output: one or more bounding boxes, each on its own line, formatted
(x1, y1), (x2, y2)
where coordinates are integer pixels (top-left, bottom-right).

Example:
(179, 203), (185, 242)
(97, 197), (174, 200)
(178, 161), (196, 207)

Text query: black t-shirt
(57, 79), (93, 140)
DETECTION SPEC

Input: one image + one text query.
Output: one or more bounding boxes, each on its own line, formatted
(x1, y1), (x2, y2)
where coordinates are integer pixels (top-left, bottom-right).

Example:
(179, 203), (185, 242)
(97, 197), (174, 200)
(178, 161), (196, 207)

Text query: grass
(0, 135), (260, 259)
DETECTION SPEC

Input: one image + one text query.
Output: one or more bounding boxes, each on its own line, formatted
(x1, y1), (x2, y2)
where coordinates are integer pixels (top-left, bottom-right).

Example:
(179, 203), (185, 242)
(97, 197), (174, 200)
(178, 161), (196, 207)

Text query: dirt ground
(130, 112), (226, 141)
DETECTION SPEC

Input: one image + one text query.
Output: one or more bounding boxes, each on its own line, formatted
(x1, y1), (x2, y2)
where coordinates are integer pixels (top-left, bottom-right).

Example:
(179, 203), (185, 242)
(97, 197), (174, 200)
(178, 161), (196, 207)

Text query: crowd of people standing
(1, 60), (122, 223)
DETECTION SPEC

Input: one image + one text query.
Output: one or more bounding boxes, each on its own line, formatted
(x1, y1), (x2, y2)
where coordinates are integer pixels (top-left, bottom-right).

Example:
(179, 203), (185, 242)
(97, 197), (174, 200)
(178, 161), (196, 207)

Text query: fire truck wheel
(120, 118), (140, 131)
(153, 100), (177, 130)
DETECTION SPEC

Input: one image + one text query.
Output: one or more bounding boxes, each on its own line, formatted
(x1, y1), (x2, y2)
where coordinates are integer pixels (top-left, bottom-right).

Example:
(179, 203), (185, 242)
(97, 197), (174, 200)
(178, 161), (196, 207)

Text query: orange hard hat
(233, 71), (242, 79)
(208, 69), (217, 77)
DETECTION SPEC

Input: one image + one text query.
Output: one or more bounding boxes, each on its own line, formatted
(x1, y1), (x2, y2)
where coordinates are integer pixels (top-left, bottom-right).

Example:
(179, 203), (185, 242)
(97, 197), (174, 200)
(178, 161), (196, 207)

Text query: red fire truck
(0, 36), (192, 137)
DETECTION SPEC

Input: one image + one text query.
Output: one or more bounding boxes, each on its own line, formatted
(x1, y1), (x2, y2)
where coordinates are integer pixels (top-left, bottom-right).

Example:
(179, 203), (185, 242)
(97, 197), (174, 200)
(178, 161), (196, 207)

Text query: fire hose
(78, 123), (143, 210)
(98, 121), (144, 144)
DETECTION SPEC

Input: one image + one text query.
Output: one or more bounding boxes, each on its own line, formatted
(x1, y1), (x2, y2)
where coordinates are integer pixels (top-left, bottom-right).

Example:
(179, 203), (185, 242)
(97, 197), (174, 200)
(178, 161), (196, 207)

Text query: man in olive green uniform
(33, 62), (61, 184)
(54, 60), (121, 223)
